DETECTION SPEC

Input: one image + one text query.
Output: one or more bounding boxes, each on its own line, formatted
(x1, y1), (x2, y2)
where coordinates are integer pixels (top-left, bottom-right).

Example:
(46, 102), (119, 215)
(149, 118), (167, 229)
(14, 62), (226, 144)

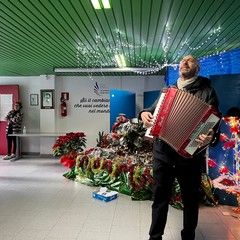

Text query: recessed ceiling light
(114, 54), (126, 67)
(102, 0), (111, 9)
(91, 0), (111, 9)
(91, 0), (101, 9)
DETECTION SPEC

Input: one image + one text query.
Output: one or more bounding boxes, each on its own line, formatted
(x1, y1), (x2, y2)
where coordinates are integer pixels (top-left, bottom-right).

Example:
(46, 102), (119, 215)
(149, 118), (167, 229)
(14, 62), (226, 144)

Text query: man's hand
(195, 129), (214, 148)
(141, 112), (154, 127)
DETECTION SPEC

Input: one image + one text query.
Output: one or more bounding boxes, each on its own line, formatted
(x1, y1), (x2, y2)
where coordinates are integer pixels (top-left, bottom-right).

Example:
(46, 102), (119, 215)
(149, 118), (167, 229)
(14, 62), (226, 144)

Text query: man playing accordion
(140, 55), (221, 240)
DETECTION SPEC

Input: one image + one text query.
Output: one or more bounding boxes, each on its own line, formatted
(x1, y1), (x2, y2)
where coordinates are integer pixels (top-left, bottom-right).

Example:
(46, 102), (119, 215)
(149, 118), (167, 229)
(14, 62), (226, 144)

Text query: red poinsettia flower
(52, 132), (86, 157)
(60, 156), (76, 168)
(223, 141), (236, 150)
(52, 132), (86, 168)
(219, 166), (229, 174)
(219, 178), (235, 186)
(208, 158), (217, 168)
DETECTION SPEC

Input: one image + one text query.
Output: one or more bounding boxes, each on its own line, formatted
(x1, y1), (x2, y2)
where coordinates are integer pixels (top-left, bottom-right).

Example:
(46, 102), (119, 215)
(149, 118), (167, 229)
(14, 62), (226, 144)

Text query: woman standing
(3, 102), (23, 160)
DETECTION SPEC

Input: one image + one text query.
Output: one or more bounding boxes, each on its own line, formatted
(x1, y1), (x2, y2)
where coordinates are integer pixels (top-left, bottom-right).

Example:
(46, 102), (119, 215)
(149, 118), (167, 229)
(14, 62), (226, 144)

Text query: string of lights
(76, 27), (225, 77)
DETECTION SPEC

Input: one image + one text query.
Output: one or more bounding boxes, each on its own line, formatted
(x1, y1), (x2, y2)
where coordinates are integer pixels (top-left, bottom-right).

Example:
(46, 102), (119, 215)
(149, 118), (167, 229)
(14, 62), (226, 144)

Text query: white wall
(0, 76), (41, 153)
(55, 76), (121, 148)
(0, 75), (165, 154)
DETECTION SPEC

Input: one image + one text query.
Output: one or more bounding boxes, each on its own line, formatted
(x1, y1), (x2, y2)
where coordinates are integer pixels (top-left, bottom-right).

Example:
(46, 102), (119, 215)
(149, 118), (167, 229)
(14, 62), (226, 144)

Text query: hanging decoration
(76, 26), (223, 78)
(174, 27), (222, 64)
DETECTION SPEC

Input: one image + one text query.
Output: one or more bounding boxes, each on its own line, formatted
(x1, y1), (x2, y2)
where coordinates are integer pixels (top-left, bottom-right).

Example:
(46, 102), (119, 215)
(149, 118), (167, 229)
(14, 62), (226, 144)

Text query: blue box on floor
(93, 189), (118, 202)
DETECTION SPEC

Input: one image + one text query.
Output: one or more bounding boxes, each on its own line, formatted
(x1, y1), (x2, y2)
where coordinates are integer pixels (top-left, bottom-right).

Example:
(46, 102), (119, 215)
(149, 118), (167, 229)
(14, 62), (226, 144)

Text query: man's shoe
(10, 154), (16, 158)
(3, 155), (12, 160)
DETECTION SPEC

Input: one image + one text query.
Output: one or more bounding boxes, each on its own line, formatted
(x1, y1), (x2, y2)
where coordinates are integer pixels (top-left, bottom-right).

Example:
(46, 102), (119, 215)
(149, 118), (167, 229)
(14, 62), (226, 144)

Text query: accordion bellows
(145, 87), (221, 158)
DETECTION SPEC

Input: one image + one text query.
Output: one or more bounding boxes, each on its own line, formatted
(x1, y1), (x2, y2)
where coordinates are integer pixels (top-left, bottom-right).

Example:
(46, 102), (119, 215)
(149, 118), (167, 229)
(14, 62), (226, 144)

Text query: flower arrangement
(52, 132), (86, 168)
(75, 154), (153, 186)
(66, 152), (216, 205)
(74, 154), (154, 200)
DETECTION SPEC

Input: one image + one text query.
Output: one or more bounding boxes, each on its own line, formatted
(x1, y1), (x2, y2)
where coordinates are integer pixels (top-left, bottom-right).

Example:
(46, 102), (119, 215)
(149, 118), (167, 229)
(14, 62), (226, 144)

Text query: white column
(39, 75), (56, 155)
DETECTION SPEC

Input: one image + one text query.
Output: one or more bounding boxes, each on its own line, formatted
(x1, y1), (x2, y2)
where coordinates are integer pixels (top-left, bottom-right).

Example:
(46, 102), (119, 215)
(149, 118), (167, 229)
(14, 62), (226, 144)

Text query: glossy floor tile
(0, 157), (239, 240)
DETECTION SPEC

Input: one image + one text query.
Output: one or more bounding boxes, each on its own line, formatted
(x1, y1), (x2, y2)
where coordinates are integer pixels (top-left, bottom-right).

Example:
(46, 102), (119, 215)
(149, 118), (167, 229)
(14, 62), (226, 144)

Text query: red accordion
(145, 87), (221, 158)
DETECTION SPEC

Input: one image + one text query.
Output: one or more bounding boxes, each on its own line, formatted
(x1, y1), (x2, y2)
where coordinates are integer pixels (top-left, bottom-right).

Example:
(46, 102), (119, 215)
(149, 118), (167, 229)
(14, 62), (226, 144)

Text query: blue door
(110, 89), (135, 131)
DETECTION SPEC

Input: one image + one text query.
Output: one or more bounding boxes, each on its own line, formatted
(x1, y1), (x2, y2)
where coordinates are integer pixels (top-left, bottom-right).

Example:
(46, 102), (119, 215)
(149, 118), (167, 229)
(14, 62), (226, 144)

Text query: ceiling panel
(0, 0), (239, 76)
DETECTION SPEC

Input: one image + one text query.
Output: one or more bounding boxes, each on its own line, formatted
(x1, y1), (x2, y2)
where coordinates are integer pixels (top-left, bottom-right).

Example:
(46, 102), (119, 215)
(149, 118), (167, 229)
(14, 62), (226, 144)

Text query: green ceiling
(0, 0), (240, 76)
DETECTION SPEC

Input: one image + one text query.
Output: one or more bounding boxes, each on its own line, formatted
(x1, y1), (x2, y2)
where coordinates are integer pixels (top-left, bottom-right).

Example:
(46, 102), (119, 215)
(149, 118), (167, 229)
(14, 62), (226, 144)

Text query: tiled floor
(0, 156), (239, 240)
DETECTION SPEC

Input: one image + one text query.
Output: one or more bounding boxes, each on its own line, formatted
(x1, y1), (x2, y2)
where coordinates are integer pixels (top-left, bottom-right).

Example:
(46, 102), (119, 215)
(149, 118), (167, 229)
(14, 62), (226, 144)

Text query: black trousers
(149, 157), (203, 240)
(7, 135), (17, 155)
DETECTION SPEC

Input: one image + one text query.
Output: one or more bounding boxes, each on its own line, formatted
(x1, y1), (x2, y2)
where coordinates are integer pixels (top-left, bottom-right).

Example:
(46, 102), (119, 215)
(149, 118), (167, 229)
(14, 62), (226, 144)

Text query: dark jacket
(139, 76), (221, 164)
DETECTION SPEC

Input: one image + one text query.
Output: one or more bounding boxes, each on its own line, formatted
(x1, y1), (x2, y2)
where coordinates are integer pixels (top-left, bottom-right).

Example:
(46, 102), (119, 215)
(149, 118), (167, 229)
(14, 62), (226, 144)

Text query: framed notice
(30, 94), (38, 106)
(40, 89), (54, 109)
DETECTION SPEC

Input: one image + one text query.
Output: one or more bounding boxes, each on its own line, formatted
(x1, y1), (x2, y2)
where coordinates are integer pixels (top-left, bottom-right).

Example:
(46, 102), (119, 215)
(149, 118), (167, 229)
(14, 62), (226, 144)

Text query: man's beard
(180, 68), (197, 78)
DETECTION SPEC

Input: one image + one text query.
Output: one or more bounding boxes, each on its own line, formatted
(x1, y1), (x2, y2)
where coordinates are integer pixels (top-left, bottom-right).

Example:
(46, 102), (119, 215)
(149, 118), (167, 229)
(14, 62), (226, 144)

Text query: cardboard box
(93, 188), (118, 202)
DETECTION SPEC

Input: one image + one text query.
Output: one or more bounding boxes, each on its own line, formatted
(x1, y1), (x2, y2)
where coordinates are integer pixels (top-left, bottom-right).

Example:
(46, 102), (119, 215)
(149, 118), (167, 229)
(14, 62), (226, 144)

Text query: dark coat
(139, 76), (221, 165)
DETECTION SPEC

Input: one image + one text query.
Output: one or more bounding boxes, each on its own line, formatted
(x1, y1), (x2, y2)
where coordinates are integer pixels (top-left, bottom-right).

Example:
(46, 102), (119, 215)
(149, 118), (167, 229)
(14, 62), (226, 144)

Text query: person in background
(3, 101), (23, 160)
(139, 55), (221, 240)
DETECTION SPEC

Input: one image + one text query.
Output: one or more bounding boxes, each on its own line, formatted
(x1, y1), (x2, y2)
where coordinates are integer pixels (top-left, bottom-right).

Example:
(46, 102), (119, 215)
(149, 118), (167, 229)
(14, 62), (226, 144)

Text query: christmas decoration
(55, 118), (217, 208)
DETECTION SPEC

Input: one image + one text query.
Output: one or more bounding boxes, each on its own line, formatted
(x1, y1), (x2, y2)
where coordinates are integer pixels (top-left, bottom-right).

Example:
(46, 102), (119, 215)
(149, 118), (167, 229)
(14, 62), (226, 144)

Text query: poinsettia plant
(52, 132), (86, 158)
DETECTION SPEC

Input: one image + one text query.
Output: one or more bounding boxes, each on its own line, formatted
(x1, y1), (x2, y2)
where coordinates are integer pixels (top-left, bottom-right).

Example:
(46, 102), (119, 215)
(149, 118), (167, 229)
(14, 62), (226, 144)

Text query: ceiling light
(91, 0), (101, 9)
(102, 0), (111, 9)
(91, 0), (111, 9)
(114, 54), (126, 67)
